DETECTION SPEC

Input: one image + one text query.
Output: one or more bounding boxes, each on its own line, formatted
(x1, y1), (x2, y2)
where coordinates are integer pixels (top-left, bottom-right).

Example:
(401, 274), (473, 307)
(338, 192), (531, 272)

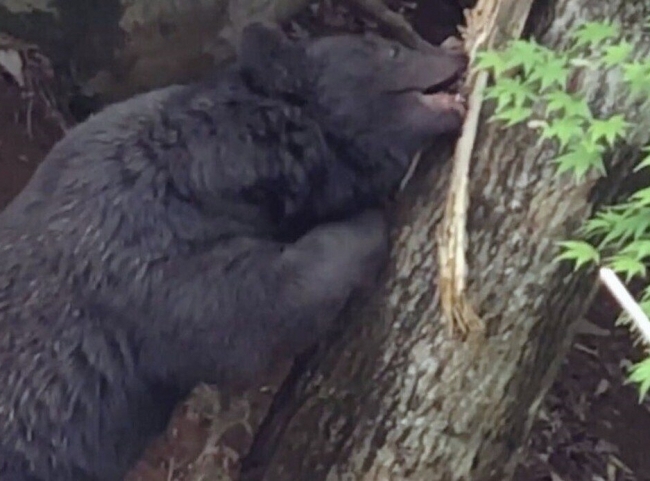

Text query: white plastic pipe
(599, 267), (650, 345)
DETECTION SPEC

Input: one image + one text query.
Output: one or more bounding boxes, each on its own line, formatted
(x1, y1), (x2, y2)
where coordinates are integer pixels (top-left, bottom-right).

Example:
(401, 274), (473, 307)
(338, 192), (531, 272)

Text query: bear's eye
(389, 46), (400, 58)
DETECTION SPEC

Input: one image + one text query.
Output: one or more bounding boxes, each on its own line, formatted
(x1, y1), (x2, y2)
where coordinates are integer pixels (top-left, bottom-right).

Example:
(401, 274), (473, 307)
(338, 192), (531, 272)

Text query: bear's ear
(238, 22), (311, 94)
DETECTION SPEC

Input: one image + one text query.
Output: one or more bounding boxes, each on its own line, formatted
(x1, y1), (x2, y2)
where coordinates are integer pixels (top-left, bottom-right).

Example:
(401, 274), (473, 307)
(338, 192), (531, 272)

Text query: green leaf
(491, 105), (533, 127)
(571, 21), (619, 49)
(588, 115), (630, 147)
(554, 141), (605, 180)
(581, 215), (615, 236)
(600, 42), (634, 68)
(633, 146), (650, 172)
(609, 254), (647, 281)
(487, 77), (536, 108)
(620, 240), (650, 261)
(628, 358), (650, 403)
(598, 209), (650, 245)
(544, 91), (592, 120)
(540, 117), (586, 149)
(629, 187), (650, 206)
(623, 61), (650, 97)
(528, 54), (570, 91)
(643, 285), (650, 302)
(484, 87), (514, 115)
(627, 211), (650, 240)
(505, 39), (547, 76)
(475, 50), (510, 77)
(581, 205), (650, 244)
(555, 240), (600, 269)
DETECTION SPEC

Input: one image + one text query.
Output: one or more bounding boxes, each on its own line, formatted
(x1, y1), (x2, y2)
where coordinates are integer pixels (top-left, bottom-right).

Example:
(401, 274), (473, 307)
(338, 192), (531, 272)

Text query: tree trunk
(0, 0), (311, 103)
(238, 1), (650, 480)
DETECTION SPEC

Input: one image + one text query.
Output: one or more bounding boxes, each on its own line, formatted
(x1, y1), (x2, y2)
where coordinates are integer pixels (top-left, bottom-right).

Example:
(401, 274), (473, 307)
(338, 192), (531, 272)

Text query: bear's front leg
(136, 210), (389, 389)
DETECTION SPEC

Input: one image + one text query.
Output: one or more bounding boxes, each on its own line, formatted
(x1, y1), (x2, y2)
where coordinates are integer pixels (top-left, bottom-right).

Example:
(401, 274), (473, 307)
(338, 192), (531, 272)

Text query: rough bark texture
(240, 1), (650, 480)
(0, 0), (311, 102)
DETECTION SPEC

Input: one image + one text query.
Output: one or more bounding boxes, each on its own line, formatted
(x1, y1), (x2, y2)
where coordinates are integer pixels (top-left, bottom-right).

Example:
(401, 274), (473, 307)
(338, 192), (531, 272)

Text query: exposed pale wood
(437, 0), (536, 337)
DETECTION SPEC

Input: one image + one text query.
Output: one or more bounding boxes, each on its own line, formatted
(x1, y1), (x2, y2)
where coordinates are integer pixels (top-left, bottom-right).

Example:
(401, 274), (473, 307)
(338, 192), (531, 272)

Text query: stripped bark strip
(437, 0), (535, 336)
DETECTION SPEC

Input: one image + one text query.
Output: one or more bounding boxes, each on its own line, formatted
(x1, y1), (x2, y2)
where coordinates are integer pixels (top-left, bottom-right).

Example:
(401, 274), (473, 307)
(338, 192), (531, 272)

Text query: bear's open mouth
(422, 68), (463, 96)
(419, 69), (466, 115)
(388, 65), (467, 116)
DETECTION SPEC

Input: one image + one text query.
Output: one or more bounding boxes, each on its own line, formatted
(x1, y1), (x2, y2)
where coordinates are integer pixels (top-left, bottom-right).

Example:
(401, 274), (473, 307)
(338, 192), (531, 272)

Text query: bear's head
(238, 22), (467, 167)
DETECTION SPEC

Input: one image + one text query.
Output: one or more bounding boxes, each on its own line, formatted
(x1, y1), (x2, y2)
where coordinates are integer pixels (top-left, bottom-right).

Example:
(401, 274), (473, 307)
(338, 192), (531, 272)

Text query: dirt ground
(1, 1), (650, 480)
(513, 291), (650, 481)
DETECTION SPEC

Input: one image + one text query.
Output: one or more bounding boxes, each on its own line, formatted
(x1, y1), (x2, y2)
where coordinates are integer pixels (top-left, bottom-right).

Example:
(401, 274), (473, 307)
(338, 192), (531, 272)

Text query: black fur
(0, 23), (466, 480)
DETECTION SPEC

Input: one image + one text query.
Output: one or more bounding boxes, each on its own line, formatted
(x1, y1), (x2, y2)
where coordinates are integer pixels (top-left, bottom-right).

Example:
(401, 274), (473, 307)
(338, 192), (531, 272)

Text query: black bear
(0, 22), (467, 481)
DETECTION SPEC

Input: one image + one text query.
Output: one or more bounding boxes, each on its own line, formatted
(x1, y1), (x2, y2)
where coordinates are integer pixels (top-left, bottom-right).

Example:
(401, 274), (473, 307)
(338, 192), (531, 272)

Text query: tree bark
(239, 1), (650, 480)
(0, 0), (311, 102)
